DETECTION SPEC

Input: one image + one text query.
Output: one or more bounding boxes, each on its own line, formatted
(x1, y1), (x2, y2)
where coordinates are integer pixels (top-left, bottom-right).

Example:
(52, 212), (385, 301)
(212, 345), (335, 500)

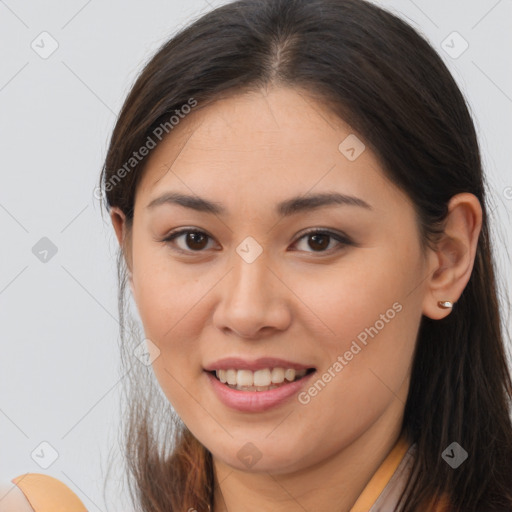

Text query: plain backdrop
(1, 0), (511, 510)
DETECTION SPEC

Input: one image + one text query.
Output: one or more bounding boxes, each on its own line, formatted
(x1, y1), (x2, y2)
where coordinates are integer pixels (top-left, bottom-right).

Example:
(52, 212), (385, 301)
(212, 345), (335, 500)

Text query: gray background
(0, 1), (511, 510)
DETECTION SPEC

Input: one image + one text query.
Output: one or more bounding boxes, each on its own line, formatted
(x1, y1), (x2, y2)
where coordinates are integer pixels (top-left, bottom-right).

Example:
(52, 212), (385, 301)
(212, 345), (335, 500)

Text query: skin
(110, 85), (482, 511)
(0, 483), (35, 512)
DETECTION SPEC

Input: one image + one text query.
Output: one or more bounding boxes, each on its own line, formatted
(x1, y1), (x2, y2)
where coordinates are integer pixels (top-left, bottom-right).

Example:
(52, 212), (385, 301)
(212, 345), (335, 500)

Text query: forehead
(135, 86), (402, 214)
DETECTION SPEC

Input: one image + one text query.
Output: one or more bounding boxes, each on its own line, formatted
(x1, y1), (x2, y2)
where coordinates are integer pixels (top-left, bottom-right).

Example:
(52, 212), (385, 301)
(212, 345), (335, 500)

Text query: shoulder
(0, 474), (87, 512)
(0, 482), (34, 512)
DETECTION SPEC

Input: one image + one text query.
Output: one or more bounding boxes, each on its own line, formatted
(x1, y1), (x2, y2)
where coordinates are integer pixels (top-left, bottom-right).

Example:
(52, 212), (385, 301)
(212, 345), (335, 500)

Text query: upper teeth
(215, 368), (307, 387)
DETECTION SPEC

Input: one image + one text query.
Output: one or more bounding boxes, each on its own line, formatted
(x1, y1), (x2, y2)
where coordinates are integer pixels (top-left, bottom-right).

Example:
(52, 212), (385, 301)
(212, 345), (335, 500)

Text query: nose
(212, 251), (292, 340)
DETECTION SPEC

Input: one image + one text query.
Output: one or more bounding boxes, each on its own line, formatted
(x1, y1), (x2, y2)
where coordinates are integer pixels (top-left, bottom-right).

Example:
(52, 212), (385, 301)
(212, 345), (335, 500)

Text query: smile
(204, 367), (317, 413)
(210, 367), (315, 391)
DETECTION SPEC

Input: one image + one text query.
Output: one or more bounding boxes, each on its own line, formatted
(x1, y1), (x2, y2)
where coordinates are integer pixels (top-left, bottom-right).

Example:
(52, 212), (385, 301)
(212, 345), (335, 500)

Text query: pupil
(188, 232), (207, 250)
(310, 234), (328, 251)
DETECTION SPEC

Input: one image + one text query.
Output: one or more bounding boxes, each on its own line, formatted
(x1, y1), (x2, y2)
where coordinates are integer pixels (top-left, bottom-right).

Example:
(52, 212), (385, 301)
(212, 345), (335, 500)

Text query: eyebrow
(146, 191), (372, 217)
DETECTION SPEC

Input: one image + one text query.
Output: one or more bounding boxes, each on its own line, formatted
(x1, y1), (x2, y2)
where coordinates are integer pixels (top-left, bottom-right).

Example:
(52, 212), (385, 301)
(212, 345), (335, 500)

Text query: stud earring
(438, 300), (454, 309)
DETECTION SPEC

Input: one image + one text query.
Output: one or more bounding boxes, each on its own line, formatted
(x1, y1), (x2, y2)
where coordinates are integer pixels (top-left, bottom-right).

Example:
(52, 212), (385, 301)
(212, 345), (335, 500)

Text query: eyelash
(160, 227), (353, 256)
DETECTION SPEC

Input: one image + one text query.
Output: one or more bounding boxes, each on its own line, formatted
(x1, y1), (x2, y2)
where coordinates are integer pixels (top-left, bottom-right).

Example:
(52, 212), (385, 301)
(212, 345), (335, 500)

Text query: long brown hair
(99, 0), (512, 510)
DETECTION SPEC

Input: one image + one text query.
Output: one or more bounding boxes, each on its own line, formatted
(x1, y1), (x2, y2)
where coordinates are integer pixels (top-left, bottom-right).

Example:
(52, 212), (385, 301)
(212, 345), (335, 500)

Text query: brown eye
(307, 233), (330, 251)
(162, 228), (352, 256)
(184, 232), (209, 250)
(163, 229), (214, 253)
(293, 229), (352, 254)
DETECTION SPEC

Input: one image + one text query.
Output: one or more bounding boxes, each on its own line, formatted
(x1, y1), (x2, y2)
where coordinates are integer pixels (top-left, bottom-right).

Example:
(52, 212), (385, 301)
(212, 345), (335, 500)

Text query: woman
(4, 0), (512, 510)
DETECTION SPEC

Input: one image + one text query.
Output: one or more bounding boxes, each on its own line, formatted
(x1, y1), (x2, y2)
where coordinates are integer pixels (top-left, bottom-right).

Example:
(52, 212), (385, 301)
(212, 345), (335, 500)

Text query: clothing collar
(349, 434), (411, 512)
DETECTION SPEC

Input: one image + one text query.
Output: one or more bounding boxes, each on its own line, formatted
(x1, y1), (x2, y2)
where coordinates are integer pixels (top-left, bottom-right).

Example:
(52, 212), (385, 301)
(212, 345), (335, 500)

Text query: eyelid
(160, 227), (353, 255)
(160, 227), (217, 254)
(295, 227), (352, 245)
(292, 227), (353, 253)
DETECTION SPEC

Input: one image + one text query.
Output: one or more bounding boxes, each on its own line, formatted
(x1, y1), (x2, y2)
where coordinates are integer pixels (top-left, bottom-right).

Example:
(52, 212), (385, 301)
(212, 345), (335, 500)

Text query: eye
(162, 228), (215, 253)
(161, 227), (352, 256)
(292, 229), (352, 254)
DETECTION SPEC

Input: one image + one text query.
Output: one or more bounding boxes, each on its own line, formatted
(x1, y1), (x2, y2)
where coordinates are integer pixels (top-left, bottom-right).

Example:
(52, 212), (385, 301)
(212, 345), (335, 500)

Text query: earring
(438, 300), (454, 309)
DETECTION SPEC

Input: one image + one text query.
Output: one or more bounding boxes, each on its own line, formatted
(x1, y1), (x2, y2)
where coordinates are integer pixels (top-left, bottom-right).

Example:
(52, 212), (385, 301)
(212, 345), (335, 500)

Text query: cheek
(130, 243), (207, 362)
(293, 245), (416, 344)
(295, 244), (421, 403)
(131, 260), (207, 415)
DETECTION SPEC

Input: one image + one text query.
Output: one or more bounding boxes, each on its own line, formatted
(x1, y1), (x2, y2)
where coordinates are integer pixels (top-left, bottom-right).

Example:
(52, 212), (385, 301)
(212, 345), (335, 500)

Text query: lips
(205, 367), (317, 412)
(203, 356), (315, 372)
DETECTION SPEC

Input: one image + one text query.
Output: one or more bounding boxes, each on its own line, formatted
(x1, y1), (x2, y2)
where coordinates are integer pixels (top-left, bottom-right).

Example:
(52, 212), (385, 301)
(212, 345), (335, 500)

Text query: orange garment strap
(349, 435), (411, 512)
(11, 473), (87, 512)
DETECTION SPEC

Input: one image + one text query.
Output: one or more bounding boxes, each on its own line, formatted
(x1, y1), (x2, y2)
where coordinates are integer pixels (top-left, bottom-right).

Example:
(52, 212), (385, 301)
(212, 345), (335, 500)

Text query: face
(118, 86), (432, 474)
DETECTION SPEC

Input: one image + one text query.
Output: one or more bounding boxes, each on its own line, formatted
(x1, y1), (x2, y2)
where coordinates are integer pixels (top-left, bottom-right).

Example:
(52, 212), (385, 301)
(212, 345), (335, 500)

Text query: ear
(110, 206), (126, 248)
(110, 206), (134, 293)
(422, 193), (483, 320)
